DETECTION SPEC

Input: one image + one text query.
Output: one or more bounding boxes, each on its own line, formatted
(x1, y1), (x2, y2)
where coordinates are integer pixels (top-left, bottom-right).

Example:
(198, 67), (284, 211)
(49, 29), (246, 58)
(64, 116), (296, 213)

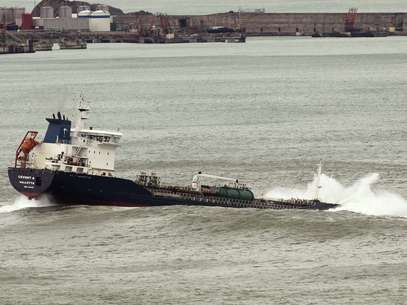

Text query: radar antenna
(78, 93), (90, 113)
(75, 94), (90, 136)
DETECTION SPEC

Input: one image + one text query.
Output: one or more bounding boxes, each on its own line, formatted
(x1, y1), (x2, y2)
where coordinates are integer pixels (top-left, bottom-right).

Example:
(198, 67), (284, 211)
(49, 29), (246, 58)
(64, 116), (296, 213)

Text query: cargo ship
(8, 103), (338, 210)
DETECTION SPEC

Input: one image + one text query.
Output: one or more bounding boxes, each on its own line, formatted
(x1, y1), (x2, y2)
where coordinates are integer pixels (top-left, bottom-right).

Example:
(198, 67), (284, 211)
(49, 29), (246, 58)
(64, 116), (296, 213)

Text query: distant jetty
(0, 30), (34, 54)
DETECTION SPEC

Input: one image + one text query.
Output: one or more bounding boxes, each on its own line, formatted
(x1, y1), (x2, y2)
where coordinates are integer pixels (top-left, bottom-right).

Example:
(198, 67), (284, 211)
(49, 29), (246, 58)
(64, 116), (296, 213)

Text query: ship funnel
(44, 113), (71, 144)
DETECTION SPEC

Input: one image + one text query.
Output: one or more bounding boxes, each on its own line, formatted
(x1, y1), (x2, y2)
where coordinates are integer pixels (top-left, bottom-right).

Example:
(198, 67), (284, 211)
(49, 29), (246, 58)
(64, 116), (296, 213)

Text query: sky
(2, 0), (407, 14)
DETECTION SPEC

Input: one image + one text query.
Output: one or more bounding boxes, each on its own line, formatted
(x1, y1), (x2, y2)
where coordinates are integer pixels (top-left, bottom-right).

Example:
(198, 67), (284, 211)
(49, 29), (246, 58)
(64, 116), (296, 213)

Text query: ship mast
(75, 95), (90, 136)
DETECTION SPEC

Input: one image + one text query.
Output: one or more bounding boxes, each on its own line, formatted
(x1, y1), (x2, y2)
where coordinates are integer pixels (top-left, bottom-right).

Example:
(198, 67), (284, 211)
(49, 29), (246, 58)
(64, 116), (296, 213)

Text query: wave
(264, 173), (407, 217)
(0, 195), (54, 214)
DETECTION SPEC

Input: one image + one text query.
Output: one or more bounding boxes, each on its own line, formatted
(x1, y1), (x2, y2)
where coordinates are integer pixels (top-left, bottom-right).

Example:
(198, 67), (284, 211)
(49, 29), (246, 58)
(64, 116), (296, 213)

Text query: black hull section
(8, 168), (55, 198)
(8, 167), (155, 206)
(8, 168), (339, 210)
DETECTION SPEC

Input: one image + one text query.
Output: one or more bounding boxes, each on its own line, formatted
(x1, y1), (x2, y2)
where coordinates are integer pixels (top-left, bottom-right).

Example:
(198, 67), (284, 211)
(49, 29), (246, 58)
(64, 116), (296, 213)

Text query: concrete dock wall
(114, 12), (407, 35)
(238, 12), (406, 34)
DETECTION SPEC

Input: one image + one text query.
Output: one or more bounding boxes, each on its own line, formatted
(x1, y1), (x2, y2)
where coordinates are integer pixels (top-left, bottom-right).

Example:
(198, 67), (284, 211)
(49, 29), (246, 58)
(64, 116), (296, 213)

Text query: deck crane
(191, 172), (240, 192)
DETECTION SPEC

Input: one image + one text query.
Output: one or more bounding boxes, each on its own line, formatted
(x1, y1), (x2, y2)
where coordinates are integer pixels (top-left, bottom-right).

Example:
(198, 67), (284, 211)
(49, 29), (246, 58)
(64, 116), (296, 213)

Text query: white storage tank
(59, 6), (72, 19)
(89, 10), (111, 32)
(40, 6), (54, 18)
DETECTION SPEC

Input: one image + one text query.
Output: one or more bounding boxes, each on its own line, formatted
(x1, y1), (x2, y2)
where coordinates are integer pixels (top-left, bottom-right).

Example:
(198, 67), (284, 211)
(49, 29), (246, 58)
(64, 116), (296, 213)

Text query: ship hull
(8, 167), (338, 210)
(8, 167), (155, 206)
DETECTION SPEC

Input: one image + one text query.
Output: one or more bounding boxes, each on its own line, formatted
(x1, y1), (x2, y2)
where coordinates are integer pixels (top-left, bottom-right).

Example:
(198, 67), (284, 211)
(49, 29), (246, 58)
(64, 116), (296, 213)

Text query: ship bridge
(27, 105), (123, 177)
(73, 128), (122, 146)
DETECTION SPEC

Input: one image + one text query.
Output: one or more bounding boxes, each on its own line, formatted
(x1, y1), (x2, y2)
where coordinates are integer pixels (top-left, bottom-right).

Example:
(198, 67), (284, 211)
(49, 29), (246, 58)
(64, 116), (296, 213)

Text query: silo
(40, 6), (54, 18)
(59, 6), (72, 19)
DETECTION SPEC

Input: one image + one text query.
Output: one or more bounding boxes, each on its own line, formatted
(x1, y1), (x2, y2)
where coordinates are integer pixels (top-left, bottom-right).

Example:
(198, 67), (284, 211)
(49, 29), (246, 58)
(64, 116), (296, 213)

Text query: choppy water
(1, 37), (407, 304)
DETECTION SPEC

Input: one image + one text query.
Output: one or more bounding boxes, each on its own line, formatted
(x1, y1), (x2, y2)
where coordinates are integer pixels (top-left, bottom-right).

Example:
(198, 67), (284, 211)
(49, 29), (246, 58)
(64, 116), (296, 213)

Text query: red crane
(158, 14), (172, 36)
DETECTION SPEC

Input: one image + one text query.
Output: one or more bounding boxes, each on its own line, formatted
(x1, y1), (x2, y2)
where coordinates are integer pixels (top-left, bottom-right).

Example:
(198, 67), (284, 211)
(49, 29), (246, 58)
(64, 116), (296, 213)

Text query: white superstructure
(28, 104), (122, 177)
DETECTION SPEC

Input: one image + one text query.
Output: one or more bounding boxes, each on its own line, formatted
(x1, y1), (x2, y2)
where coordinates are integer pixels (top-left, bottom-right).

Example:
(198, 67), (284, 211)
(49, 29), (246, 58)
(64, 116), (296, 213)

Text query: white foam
(264, 173), (407, 217)
(0, 195), (54, 214)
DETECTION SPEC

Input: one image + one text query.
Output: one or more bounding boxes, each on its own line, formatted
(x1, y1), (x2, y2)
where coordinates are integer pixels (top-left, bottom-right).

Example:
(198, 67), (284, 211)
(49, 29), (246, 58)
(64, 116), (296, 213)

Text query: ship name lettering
(18, 175), (34, 180)
(19, 180), (35, 185)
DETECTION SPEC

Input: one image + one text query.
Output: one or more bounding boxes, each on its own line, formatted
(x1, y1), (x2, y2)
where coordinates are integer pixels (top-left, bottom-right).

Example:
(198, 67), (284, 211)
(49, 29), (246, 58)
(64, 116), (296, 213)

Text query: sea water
(0, 37), (407, 304)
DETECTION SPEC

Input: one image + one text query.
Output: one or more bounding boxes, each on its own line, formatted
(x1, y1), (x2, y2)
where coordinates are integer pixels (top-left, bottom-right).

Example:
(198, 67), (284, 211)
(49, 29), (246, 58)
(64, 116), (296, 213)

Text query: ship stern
(8, 167), (55, 199)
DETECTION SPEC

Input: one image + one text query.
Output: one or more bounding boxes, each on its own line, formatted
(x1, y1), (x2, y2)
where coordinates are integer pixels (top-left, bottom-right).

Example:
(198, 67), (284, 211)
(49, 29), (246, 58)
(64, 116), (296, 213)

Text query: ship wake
(264, 173), (407, 217)
(0, 195), (54, 214)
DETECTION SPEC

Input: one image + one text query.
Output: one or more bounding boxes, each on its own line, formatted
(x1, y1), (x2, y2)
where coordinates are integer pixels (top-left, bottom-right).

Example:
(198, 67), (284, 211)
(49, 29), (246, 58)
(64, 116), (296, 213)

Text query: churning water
(1, 37), (407, 304)
(267, 173), (407, 217)
(0, 195), (54, 214)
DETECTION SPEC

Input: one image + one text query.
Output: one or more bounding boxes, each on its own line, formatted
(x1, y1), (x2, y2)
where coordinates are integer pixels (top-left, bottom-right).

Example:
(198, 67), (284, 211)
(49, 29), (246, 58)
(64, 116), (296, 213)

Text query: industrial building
(0, 7), (25, 28)
(34, 6), (88, 31)
(33, 6), (111, 32)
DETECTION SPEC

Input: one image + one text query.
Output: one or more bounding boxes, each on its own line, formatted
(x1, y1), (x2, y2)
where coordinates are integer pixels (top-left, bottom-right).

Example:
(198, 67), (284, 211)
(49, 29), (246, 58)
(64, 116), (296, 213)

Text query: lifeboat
(21, 137), (38, 154)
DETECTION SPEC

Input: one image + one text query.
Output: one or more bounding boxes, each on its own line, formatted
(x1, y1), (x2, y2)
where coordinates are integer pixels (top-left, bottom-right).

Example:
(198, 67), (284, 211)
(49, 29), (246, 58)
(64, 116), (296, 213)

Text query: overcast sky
(4, 0), (407, 14)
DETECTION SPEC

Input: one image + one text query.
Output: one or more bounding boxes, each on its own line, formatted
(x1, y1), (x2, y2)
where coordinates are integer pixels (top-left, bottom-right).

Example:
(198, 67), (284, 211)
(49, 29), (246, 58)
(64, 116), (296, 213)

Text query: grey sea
(1, 37), (407, 304)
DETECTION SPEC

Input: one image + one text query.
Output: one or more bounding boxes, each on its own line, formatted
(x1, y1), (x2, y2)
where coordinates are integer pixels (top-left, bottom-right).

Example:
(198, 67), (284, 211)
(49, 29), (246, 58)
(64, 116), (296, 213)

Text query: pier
(0, 30), (34, 54)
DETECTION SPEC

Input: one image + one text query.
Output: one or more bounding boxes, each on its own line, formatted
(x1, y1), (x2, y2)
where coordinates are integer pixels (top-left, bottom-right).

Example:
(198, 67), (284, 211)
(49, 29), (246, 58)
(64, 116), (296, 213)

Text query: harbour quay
(2, 2), (407, 54)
